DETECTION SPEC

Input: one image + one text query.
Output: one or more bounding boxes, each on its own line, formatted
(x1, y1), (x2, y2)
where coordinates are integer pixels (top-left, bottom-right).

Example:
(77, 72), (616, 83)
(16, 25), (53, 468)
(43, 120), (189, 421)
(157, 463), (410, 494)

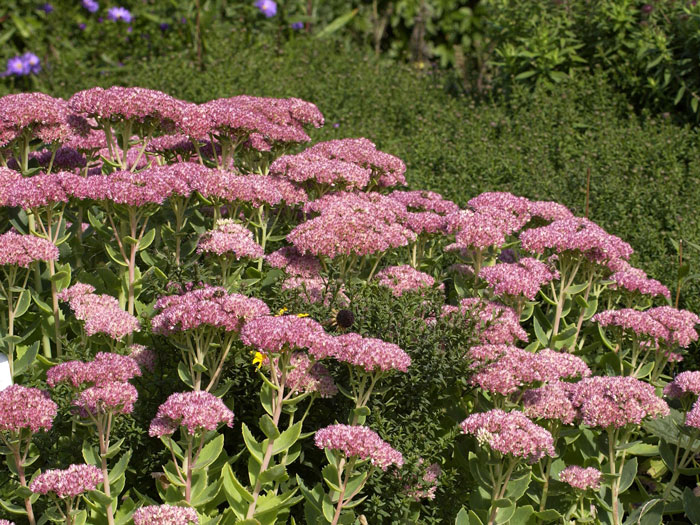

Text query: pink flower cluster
(478, 257), (556, 300)
(240, 315), (336, 357)
(375, 265), (436, 297)
(389, 190), (459, 235)
(468, 346), (590, 396)
(133, 505), (199, 525)
(519, 217), (633, 265)
(315, 424), (404, 470)
(152, 285), (269, 335)
(0, 231), (59, 267)
(183, 95), (323, 144)
(0, 92), (70, 147)
(266, 246), (321, 278)
(58, 283), (140, 340)
(442, 298), (527, 344)
(68, 87), (187, 130)
(285, 353), (338, 398)
(663, 371), (700, 399)
(30, 464), (103, 498)
(404, 461), (441, 501)
(0, 385), (57, 433)
(594, 306), (699, 348)
(1, 170), (75, 209)
(148, 391), (234, 438)
(270, 151), (372, 189)
(332, 333), (412, 373)
(467, 192), (574, 224)
(445, 207), (525, 251)
(196, 219), (264, 259)
(0, 520), (15, 525)
(521, 381), (578, 424)
(72, 382), (138, 418)
(128, 344), (157, 373)
(570, 376), (669, 428)
(288, 192), (415, 259)
(460, 409), (555, 462)
(607, 261), (670, 299)
(47, 352), (141, 388)
(558, 465), (602, 491)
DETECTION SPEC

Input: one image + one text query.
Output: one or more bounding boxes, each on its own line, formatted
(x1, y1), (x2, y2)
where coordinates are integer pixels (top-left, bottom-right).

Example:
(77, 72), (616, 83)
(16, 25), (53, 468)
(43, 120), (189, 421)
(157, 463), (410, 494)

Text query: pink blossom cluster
(521, 381), (578, 424)
(0, 520), (15, 525)
(128, 344), (157, 373)
(57, 283), (140, 340)
(285, 353), (338, 397)
(460, 409), (555, 462)
(181, 95), (323, 144)
(72, 382), (138, 418)
(375, 265), (436, 297)
(289, 192), (415, 259)
(315, 424), (404, 470)
(0, 231), (59, 267)
(1, 171), (77, 209)
(663, 371), (700, 399)
(607, 261), (670, 298)
(389, 190), (459, 235)
(29, 464), (103, 498)
(332, 332), (412, 373)
(478, 257), (557, 299)
(467, 192), (574, 224)
(594, 306), (699, 348)
(266, 246), (321, 278)
(0, 385), (57, 433)
(570, 376), (669, 428)
(211, 173), (307, 208)
(685, 402), (700, 429)
(404, 461), (441, 501)
(558, 465), (602, 491)
(441, 298), (528, 344)
(133, 505), (199, 525)
(47, 352), (141, 388)
(270, 151), (372, 189)
(287, 138), (406, 187)
(445, 207), (526, 251)
(519, 217), (633, 265)
(240, 315), (337, 357)
(152, 285), (269, 335)
(468, 347), (590, 396)
(0, 92), (70, 146)
(68, 87), (187, 131)
(196, 219), (264, 259)
(148, 391), (234, 438)
(280, 276), (350, 307)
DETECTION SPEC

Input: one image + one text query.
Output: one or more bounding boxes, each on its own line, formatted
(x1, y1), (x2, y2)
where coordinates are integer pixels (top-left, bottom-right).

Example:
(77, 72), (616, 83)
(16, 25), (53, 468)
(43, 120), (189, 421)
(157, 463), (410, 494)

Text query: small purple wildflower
(21, 52), (41, 74)
(291, 21), (304, 30)
(159, 22), (170, 31)
(333, 123), (340, 128)
(5, 56), (27, 76)
(255, 0), (277, 17)
(39, 3), (54, 13)
(107, 6), (132, 23)
(82, 0), (99, 13)
(78, 23), (87, 30)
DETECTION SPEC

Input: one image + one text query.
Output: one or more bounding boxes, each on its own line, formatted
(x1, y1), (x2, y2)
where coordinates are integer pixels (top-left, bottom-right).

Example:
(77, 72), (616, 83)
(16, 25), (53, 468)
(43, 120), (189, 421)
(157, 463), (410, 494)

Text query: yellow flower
(252, 351), (267, 370)
(296, 313), (309, 318)
(276, 307), (288, 317)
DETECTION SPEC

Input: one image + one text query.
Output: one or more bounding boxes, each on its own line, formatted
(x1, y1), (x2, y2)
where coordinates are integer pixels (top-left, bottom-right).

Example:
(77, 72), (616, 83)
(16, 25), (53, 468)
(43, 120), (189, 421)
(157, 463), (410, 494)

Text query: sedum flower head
(570, 376), (669, 429)
(73, 381), (138, 418)
(664, 371), (700, 399)
(149, 391), (234, 438)
(128, 344), (157, 373)
(47, 352), (141, 388)
(0, 385), (57, 433)
(478, 257), (556, 300)
(0, 93), (70, 146)
(608, 261), (670, 299)
(133, 505), (198, 525)
(152, 286), (269, 335)
(460, 409), (555, 462)
(559, 465), (602, 491)
(241, 315), (336, 357)
(522, 381), (578, 424)
(266, 246), (321, 278)
(375, 265), (437, 297)
(442, 298), (527, 345)
(30, 464), (102, 498)
(0, 231), (59, 268)
(196, 219), (263, 259)
(331, 332), (411, 373)
(285, 353), (338, 398)
(315, 424), (404, 470)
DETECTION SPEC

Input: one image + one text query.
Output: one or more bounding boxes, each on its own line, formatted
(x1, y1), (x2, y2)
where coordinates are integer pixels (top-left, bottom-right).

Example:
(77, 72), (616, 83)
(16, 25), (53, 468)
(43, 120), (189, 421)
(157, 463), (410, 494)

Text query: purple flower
(159, 22), (170, 31)
(39, 3), (54, 13)
(78, 22), (87, 30)
(107, 6), (132, 23)
(291, 21), (304, 30)
(255, 0), (277, 17)
(5, 56), (27, 76)
(82, 0), (99, 13)
(21, 52), (41, 74)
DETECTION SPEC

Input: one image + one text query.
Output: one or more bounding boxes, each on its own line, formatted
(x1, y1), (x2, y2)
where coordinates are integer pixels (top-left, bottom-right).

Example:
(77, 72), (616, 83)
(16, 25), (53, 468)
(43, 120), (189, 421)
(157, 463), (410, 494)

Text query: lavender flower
(255, 0), (277, 17)
(107, 6), (132, 22)
(82, 0), (99, 13)
(291, 21), (304, 29)
(21, 52), (41, 74)
(5, 56), (27, 76)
